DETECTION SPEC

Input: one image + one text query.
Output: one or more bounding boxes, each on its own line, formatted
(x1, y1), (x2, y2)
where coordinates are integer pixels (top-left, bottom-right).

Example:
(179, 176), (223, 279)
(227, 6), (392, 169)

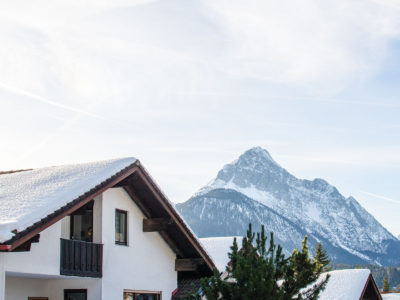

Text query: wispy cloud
(0, 81), (108, 120)
(173, 91), (400, 108)
(0, 0), (399, 232)
(276, 146), (400, 168)
(361, 191), (400, 204)
(201, 0), (400, 94)
(11, 113), (84, 164)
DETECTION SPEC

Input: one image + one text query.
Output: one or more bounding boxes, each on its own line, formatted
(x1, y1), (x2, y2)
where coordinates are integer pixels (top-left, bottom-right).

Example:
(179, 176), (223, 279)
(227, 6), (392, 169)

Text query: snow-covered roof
(0, 157), (136, 243)
(316, 269), (371, 300)
(200, 236), (243, 271)
(382, 294), (400, 299)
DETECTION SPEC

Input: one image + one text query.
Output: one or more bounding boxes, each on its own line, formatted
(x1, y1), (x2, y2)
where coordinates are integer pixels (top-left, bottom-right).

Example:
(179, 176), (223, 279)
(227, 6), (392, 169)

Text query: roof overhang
(0, 160), (216, 275)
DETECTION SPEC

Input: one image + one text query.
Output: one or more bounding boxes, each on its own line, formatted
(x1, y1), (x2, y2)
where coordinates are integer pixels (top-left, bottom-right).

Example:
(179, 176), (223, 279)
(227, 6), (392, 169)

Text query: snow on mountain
(177, 147), (400, 266)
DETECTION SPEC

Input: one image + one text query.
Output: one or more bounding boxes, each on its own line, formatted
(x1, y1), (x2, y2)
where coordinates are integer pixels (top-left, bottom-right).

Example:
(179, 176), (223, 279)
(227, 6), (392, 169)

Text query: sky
(0, 0), (400, 236)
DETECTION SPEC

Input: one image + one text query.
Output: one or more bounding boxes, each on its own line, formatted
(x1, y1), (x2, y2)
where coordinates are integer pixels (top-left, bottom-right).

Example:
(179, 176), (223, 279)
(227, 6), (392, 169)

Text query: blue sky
(1, 0), (400, 236)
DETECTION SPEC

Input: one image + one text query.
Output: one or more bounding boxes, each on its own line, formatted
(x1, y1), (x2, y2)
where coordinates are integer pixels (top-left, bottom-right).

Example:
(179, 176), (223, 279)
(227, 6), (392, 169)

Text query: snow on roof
(315, 269), (371, 300)
(200, 236), (243, 271)
(0, 157), (136, 243)
(382, 294), (400, 299)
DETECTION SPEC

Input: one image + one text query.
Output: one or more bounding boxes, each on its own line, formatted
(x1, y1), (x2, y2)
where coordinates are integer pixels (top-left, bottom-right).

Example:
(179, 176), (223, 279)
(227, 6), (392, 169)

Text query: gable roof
(0, 158), (136, 242)
(0, 158), (216, 274)
(316, 269), (382, 300)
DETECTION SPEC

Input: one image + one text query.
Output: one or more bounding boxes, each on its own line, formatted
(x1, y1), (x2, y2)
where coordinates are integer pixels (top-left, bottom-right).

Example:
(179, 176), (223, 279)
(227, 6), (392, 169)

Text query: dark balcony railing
(60, 238), (103, 278)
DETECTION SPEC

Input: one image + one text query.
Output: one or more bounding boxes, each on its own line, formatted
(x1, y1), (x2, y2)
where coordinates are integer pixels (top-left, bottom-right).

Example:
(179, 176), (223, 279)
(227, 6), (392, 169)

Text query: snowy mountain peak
(179, 147), (400, 266)
(235, 146), (280, 169)
(199, 147), (290, 196)
(244, 146), (276, 162)
(310, 178), (332, 191)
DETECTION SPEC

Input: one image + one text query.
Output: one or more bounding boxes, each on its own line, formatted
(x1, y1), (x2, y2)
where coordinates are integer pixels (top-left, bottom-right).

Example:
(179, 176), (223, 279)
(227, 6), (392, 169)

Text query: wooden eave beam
(143, 218), (173, 232)
(135, 167), (215, 271)
(12, 234), (40, 252)
(123, 186), (183, 256)
(175, 258), (205, 272)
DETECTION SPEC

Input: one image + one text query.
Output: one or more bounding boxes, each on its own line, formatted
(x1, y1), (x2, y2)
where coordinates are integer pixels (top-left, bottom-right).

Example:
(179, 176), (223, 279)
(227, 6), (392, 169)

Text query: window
(123, 290), (161, 300)
(115, 209), (127, 245)
(64, 289), (87, 300)
(70, 201), (93, 242)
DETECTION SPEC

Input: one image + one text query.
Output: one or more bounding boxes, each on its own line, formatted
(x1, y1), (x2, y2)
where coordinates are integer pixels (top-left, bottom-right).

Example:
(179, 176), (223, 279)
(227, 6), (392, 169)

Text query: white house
(0, 158), (216, 300)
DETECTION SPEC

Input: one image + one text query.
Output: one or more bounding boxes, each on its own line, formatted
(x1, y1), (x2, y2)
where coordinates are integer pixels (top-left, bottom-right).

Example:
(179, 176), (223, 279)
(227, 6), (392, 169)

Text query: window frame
(123, 289), (161, 300)
(64, 289), (87, 300)
(69, 200), (94, 242)
(115, 209), (128, 246)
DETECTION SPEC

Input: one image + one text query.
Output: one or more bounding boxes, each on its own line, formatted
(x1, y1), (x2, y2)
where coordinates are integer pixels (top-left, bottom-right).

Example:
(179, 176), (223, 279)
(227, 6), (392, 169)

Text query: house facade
(0, 158), (215, 300)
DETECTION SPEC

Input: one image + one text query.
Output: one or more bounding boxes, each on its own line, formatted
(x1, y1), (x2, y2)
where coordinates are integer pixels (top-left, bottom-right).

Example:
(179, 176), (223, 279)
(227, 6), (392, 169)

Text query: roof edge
(0, 169), (33, 175)
(1, 161), (139, 251)
(136, 164), (217, 272)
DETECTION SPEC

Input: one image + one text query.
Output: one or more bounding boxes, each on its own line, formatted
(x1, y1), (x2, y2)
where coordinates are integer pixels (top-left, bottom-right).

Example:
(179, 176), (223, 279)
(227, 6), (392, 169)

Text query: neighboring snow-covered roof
(382, 294), (400, 299)
(315, 269), (371, 300)
(0, 157), (136, 243)
(200, 236), (243, 271)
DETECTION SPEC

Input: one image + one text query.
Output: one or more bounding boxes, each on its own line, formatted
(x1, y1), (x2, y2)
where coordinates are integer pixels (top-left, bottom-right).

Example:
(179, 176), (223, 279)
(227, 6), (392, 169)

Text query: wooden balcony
(60, 238), (103, 278)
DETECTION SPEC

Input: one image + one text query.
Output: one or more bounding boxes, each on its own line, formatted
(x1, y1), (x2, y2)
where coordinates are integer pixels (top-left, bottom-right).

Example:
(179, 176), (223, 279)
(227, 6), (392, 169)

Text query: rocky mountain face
(177, 147), (400, 265)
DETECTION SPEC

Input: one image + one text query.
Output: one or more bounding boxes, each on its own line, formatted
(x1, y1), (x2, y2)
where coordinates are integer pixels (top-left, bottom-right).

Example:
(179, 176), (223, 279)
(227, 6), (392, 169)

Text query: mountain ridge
(177, 147), (400, 266)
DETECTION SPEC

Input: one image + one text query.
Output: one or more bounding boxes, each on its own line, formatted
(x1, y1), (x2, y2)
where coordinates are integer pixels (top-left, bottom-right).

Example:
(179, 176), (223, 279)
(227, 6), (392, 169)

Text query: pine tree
(313, 242), (331, 272)
(383, 274), (390, 292)
(197, 224), (330, 300)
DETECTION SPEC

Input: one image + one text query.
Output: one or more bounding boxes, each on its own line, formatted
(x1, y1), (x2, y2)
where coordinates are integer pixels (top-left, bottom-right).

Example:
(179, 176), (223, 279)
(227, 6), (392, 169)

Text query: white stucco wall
(101, 188), (177, 299)
(47, 277), (101, 300)
(93, 195), (103, 243)
(5, 277), (47, 300)
(2, 189), (178, 299)
(4, 195), (103, 276)
(4, 221), (61, 276)
(5, 276), (101, 300)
